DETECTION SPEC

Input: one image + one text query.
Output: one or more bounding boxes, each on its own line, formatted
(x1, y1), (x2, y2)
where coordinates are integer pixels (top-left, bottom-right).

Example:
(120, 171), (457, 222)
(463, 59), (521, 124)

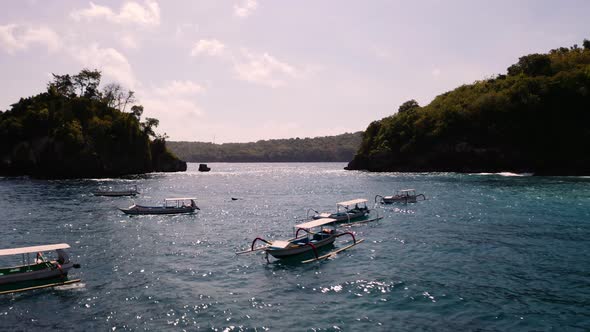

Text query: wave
(473, 172), (534, 177)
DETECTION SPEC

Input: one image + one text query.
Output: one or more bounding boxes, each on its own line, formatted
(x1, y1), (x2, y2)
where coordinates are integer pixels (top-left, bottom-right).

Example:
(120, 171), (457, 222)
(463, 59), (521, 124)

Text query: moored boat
(375, 189), (426, 204)
(93, 185), (139, 197)
(120, 197), (200, 215)
(0, 243), (80, 288)
(236, 218), (363, 263)
(311, 198), (370, 222)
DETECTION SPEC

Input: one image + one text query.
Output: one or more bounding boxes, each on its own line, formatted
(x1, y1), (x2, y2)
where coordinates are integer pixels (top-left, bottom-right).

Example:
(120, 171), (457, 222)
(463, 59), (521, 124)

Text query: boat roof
(399, 189), (415, 192)
(165, 197), (196, 201)
(337, 198), (368, 206)
(0, 243), (70, 256)
(269, 240), (291, 249)
(295, 218), (337, 229)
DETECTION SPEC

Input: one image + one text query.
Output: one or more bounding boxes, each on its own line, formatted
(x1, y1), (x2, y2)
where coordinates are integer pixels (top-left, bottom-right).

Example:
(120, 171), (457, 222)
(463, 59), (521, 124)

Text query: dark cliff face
(150, 139), (187, 173)
(346, 42), (590, 176)
(0, 136), (186, 178)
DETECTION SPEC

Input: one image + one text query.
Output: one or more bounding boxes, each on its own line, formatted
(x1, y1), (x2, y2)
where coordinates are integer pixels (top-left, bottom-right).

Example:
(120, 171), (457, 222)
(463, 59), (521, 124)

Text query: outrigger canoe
(93, 185), (139, 197)
(120, 197), (200, 215)
(311, 198), (371, 222)
(375, 189), (426, 204)
(0, 243), (81, 294)
(236, 218), (364, 263)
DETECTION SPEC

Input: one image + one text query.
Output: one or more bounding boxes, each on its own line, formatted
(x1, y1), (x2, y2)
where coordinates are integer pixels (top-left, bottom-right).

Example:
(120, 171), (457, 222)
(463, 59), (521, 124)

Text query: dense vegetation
(0, 69), (186, 178)
(347, 41), (590, 175)
(168, 132), (362, 162)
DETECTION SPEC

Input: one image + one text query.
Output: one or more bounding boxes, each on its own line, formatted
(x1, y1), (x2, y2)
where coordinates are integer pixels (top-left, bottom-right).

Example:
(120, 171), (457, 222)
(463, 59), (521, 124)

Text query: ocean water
(0, 163), (589, 331)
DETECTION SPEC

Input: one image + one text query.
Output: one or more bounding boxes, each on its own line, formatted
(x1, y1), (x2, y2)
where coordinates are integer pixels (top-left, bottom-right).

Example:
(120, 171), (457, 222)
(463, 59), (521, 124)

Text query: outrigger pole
(302, 237), (365, 264)
(339, 216), (384, 227)
(0, 279), (81, 296)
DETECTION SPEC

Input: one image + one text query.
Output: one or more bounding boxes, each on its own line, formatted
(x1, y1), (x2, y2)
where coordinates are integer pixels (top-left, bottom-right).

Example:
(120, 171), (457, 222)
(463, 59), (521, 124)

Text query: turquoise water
(0, 163), (589, 331)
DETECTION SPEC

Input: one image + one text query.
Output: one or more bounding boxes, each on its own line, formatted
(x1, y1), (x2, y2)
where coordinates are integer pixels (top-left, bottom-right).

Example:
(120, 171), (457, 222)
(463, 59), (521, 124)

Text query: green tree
(73, 69), (102, 98)
(398, 99), (420, 113)
(141, 117), (159, 138)
(507, 53), (552, 76)
(131, 105), (144, 120)
(101, 83), (135, 111)
(347, 40), (590, 175)
(0, 69), (185, 178)
(48, 74), (76, 97)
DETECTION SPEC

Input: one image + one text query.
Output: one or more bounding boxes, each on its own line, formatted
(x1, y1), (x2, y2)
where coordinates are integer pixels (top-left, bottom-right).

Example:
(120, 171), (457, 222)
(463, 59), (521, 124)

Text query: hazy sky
(1, 1), (588, 143)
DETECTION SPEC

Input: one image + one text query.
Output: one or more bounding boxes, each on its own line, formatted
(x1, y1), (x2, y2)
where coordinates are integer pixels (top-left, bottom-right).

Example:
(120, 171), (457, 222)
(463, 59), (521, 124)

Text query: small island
(346, 40), (590, 175)
(0, 69), (186, 178)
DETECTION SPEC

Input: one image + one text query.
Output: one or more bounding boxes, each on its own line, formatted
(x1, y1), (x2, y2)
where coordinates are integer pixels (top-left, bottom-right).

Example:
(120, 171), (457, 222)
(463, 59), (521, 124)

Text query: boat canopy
(0, 243), (70, 256)
(165, 197), (196, 201)
(295, 218), (337, 230)
(399, 189), (415, 192)
(269, 240), (291, 249)
(337, 198), (368, 207)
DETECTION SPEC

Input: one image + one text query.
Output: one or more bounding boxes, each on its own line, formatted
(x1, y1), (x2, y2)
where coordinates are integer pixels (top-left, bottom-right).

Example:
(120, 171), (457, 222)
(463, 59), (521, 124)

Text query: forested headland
(0, 69), (186, 178)
(347, 40), (590, 175)
(167, 132), (362, 162)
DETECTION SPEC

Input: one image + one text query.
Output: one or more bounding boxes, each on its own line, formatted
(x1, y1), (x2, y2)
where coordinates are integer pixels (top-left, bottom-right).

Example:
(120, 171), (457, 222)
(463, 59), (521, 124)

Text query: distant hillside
(168, 132), (362, 162)
(347, 40), (590, 175)
(0, 69), (186, 178)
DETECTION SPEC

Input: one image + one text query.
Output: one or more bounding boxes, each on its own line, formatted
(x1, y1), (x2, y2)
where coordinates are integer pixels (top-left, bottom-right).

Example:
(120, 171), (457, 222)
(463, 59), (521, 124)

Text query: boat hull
(0, 262), (73, 285)
(382, 196), (418, 204)
(313, 211), (368, 222)
(266, 236), (336, 258)
(120, 205), (197, 215)
(93, 191), (138, 197)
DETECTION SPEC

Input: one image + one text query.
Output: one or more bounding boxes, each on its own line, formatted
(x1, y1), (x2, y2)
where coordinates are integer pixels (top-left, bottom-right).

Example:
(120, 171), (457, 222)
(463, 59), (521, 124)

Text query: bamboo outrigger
(236, 218), (364, 263)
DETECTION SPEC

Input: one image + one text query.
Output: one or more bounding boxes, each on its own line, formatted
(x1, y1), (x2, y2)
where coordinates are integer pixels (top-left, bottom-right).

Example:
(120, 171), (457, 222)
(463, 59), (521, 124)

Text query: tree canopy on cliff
(167, 132), (362, 162)
(347, 41), (590, 175)
(0, 69), (185, 178)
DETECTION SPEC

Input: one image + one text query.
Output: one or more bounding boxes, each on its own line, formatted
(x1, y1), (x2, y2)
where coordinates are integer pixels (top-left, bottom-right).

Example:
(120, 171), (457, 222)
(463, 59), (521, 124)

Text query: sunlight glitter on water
(1, 163), (589, 331)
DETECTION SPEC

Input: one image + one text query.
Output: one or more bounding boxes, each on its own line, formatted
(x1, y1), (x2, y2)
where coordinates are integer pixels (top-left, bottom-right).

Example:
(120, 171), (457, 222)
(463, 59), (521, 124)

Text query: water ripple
(0, 163), (589, 331)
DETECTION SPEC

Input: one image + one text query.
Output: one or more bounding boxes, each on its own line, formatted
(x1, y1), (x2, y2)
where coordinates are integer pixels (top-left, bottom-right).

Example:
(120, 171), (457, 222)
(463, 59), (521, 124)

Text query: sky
(0, 1), (588, 143)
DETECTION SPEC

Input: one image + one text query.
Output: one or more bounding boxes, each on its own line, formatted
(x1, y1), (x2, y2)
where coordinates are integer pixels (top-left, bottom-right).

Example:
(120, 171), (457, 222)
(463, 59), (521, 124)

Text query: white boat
(93, 185), (139, 197)
(311, 199), (370, 222)
(0, 243), (80, 286)
(120, 197), (200, 215)
(236, 218), (363, 263)
(375, 189), (426, 204)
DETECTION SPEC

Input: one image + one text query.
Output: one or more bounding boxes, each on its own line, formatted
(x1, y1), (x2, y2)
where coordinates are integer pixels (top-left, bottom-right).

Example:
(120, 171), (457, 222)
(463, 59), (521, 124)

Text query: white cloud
(137, 80), (205, 138)
(69, 44), (137, 89)
(154, 80), (204, 96)
(233, 49), (298, 88)
(188, 40), (314, 88)
(141, 96), (203, 118)
(0, 24), (61, 53)
(233, 0), (258, 18)
(70, 1), (160, 27)
(120, 34), (139, 49)
(175, 23), (199, 39)
(139, 92), (204, 139)
(190, 39), (226, 57)
(372, 45), (395, 60)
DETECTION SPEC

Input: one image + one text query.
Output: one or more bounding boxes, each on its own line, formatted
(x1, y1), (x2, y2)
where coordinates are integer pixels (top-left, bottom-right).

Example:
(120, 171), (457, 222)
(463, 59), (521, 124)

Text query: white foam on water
(473, 172), (533, 177)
